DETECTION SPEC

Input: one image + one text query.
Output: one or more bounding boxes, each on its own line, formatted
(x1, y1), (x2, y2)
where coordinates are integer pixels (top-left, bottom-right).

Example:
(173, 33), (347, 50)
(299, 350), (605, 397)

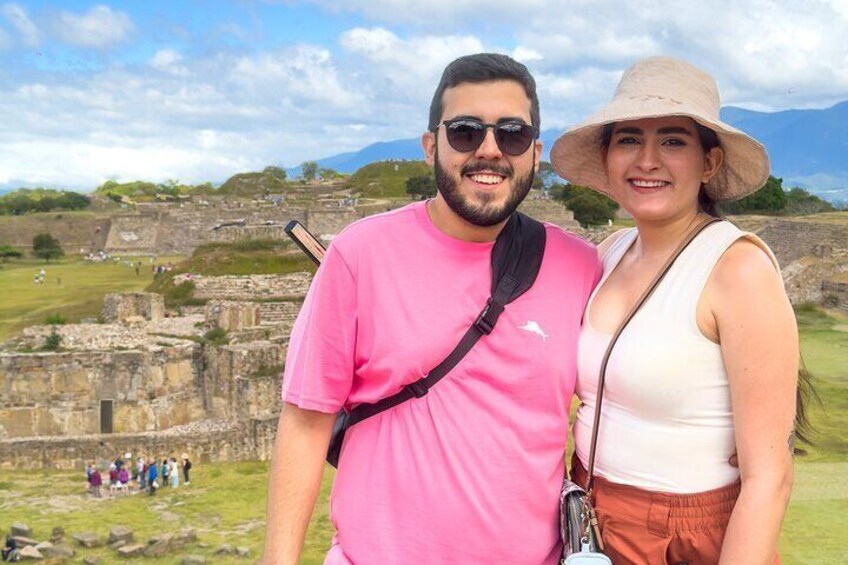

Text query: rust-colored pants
(571, 457), (779, 565)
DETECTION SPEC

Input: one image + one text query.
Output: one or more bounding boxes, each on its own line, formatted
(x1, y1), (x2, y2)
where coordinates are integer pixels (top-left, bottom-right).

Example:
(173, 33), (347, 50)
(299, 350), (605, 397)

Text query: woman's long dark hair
(600, 120), (817, 449)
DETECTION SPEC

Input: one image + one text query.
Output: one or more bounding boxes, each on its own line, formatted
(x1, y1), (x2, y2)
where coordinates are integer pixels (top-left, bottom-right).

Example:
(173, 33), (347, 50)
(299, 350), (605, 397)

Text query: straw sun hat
(550, 56), (770, 202)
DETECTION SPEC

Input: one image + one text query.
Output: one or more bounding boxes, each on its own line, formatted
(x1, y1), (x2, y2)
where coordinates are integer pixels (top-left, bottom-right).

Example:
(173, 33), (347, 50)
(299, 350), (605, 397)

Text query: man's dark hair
(428, 53), (540, 134)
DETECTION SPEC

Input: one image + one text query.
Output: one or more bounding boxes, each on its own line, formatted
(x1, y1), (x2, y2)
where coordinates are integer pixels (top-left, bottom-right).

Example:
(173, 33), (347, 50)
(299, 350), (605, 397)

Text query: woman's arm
(708, 239), (797, 565)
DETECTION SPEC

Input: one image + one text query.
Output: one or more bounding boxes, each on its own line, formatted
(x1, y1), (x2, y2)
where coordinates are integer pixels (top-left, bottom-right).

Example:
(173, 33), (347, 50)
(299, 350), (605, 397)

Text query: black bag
(326, 211), (547, 467)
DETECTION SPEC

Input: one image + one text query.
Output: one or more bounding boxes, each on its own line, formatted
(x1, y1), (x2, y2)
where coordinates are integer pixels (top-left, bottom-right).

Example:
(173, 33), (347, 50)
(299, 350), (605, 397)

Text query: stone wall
(0, 345), (205, 439)
(822, 280), (848, 312)
(192, 273), (312, 301)
(205, 301), (261, 331)
(755, 219), (848, 266)
(518, 199), (581, 231)
(212, 224), (288, 243)
(0, 420), (249, 470)
(103, 293), (164, 323)
(307, 209), (359, 239)
(202, 342), (285, 421)
(251, 414), (280, 462)
(0, 212), (111, 254)
(104, 212), (161, 254)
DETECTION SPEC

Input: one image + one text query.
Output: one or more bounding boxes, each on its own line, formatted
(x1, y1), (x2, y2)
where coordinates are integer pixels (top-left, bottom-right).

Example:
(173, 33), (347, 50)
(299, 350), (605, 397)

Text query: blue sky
(2, 1), (847, 191)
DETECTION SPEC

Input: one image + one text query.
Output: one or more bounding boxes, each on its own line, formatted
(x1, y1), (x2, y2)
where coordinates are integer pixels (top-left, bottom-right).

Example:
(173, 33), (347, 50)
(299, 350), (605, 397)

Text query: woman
(551, 57), (802, 564)
(169, 457), (180, 488)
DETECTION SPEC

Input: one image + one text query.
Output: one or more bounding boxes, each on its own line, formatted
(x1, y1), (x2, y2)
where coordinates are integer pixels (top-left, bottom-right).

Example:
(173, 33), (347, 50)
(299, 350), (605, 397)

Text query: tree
(405, 174), (437, 200)
(550, 182), (618, 226)
(784, 187), (834, 215)
(319, 168), (340, 180)
(301, 161), (318, 181)
(32, 233), (64, 262)
(264, 166), (288, 181)
(0, 244), (23, 262)
(723, 175), (787, 214)
(567, 193), (616, 226)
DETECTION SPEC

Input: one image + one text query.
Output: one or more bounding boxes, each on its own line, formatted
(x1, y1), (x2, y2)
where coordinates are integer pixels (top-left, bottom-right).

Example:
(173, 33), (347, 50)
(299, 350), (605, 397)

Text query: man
(264, 53), (600, 564)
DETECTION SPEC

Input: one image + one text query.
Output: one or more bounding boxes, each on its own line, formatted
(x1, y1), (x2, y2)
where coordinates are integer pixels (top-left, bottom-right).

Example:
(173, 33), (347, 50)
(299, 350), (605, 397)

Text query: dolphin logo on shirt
(519, 320), (549, 341)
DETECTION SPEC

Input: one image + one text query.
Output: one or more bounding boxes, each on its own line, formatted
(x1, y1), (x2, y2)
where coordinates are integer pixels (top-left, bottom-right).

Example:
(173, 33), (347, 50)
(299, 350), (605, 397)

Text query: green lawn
(778, 307), (848, 564)
(0, 255), (182, 341)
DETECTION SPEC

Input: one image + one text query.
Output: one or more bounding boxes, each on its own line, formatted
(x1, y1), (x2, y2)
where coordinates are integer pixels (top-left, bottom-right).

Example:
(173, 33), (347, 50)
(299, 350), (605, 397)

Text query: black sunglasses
(439, 118), (538, 156)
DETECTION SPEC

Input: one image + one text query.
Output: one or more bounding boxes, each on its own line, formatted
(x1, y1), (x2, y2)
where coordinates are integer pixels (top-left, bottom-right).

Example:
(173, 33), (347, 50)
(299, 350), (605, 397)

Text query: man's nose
(474, 127), (503, 160)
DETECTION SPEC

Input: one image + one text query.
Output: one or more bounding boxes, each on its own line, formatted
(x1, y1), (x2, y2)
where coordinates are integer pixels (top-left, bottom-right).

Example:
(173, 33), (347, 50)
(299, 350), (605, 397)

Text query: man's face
(424, 80), (541, 228)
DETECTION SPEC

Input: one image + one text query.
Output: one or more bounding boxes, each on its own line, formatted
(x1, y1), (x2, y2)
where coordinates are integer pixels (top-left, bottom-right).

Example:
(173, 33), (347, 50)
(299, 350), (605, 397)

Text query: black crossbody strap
(326, 211), (546, 467)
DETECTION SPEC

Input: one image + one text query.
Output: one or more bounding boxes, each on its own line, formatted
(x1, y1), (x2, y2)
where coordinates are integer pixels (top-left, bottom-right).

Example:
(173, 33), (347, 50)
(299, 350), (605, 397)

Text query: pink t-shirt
(283, 202), (600, 565)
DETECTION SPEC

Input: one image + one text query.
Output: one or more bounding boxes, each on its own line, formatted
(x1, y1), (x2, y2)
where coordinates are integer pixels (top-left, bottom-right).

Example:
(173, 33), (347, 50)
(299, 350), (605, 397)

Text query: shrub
(44, 313), (67, 325)
(203, 328), (229, 345)
(42, 327), (62, 351)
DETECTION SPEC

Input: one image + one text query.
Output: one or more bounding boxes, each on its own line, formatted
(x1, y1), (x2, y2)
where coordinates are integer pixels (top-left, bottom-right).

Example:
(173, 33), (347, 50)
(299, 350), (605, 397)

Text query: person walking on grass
(89, 466), (102, 498)
(181, 453), (192, 485)
(147, 459), (158, 496)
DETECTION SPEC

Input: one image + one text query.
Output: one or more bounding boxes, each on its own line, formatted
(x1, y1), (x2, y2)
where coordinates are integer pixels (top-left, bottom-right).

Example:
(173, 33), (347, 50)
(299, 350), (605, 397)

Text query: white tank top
(574, 221), (779, 493)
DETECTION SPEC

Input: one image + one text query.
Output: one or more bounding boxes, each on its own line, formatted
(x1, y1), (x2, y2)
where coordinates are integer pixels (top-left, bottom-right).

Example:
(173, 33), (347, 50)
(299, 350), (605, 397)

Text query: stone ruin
(103, 292), (164, 324)
(1, 205), (846, 470)
(0, 278), (306, 469)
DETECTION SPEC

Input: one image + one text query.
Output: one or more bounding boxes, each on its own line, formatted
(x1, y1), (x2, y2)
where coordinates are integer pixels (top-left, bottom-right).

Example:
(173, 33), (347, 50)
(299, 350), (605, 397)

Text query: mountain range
(290, 100), (848, 205)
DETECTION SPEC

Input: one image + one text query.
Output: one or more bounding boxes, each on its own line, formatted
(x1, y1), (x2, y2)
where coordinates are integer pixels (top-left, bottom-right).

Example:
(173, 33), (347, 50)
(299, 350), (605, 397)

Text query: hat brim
(550, 101), (769, 202)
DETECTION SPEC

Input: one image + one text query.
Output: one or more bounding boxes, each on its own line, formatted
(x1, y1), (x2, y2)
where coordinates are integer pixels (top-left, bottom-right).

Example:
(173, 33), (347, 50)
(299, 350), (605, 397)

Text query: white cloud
(339, 27), (485, 104)
(1, 1), (847, 191)
(53, 5), (134, 48)
(2, 3), (39, 47)
(149, 49), (188, 76)
(512, 46), (543, 63)
(0, 45), (389, 190)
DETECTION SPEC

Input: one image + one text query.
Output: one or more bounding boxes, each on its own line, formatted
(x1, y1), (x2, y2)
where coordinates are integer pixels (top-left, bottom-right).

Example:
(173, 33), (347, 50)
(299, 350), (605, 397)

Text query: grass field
(0, 255), (182, 342)
(0, 255), (845, 563)
(778, 307), (848, 564)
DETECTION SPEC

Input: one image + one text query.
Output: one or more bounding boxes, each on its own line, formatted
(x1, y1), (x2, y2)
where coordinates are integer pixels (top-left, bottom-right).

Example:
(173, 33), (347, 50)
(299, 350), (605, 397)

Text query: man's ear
(533, 139), (543, 170)
(422, 132), (436, 166)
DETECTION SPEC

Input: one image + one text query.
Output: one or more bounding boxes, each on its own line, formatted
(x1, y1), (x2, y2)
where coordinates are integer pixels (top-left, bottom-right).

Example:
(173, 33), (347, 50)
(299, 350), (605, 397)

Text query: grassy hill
(146, 239), (317, 308)
(216, 172), (287, 197)
(347, 160), (430, 198)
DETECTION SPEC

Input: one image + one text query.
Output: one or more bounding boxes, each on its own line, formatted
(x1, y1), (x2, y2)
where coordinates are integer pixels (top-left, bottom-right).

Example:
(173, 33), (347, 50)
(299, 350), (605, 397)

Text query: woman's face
(603, 116), (722, 223)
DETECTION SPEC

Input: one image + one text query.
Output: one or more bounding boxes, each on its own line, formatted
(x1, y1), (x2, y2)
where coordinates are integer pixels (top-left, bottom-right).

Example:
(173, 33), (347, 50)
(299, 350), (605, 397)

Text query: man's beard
(434, 146), (535, 228)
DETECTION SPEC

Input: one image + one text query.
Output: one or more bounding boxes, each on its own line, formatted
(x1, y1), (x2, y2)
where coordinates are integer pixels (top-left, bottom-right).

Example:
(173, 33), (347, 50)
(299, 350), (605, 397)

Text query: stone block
(182, 556), (207, 565)
(103, 293), (164, 323)
(17, 544), (43, 560)
(117, 544), (146, 558)
(236, 546), (250, 557)
(10, 522), (32, 537)
(11, 536), (38, 547)
(177, 528), (197, 544)
(39, 543), (75, 558)
(144, 533), (174, 557)
(82, 558), (101, 565)
(214, 543), (234, 555)
(72, 532), (102, 548)
(108, 526), (134, 545)
(206, 301), (261, 331)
